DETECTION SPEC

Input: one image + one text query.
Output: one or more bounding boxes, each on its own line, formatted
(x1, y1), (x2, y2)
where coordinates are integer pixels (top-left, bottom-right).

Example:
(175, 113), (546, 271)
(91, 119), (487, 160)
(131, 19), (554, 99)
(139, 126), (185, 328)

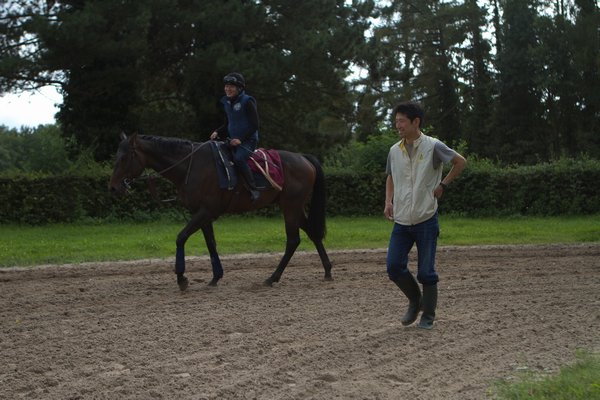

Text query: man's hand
(210, 131), (218, 140)
(384, 203), (394, 221)
(230, 138), (241, 146)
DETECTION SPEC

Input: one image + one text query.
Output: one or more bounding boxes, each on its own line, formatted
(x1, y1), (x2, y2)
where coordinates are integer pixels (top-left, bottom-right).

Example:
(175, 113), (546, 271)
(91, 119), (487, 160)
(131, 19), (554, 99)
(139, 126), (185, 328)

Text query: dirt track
(1, 244), (599, 400)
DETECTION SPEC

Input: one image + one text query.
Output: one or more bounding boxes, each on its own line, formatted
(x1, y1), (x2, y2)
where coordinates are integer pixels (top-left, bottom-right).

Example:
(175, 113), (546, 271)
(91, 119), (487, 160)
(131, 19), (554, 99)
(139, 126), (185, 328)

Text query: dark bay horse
(109, 133), (332, 291)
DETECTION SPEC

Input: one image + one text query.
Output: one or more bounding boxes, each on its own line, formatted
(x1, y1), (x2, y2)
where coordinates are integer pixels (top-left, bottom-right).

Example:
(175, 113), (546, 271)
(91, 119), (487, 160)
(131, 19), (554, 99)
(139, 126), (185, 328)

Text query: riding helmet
(223, 72), (245, 89)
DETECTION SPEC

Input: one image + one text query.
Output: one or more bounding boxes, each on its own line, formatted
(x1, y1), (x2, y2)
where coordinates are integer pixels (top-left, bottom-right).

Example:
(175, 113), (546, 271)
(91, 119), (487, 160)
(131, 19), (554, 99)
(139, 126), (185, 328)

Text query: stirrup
(249, 189), (260, 202)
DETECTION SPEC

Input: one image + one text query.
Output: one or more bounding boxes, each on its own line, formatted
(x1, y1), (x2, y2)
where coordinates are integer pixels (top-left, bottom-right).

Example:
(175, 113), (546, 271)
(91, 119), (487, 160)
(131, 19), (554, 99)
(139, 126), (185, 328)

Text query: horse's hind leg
(264, 224), (300, 286)
(314, 240), (333, 280)
(299, 214), (332, 280)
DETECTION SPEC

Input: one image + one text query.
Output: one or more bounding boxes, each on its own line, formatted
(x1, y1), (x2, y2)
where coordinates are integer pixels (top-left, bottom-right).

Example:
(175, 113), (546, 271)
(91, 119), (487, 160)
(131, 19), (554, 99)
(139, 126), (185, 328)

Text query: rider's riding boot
(417, 283), (438, 330)
(238, 163), (260, 202)
(393, 273), (422, 326)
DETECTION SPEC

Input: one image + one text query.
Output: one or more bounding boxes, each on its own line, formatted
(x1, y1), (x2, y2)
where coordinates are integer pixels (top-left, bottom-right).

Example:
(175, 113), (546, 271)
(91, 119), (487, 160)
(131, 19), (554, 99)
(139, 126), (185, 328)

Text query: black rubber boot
(417, 283), (438, 330)
(393, 273), (422, 326)
(238, 163), (260, 202)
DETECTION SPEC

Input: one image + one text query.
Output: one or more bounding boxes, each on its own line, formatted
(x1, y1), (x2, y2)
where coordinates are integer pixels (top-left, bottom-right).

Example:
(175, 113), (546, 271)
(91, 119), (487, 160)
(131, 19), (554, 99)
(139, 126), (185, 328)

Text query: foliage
(0, 169), (183, 224)
(1, 157), (599, 224)
(0, 124), (66, 173)
(0, 0), (375, 161)
(491, 0), (547, 164)
(325, 128), (398, 172)
(444, 156), (600, 216)
(326, 156), (600, 217)
(0, 124), (98, 174)
(1, 1), (599, 164)
(353, 0), (600, 163)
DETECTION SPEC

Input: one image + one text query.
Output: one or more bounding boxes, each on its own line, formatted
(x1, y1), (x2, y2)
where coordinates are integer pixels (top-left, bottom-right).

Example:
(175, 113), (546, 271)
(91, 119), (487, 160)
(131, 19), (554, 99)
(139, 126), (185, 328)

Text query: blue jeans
(386, 213), (440, 286)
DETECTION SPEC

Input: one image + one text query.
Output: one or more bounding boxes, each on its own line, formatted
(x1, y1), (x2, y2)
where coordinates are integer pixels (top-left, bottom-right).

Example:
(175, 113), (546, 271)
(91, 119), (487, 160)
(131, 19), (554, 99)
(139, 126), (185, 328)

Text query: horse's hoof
(263, 278), (274, 287)
(324, 275), (334, 281)
(207, 279), (219, 287)
(177, 276), (189, 291)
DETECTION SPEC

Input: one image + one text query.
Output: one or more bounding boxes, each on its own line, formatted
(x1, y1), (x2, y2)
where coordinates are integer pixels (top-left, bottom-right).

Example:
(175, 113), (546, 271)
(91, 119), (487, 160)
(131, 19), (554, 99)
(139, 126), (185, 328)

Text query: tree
(411, 0), (463, 144)
(492, 0), (548, 164)
(0, 1), (63, 93)
(351, 1), (416, 141)
(50, 1), (151, 159)
(459, 0), (494, 157)
(3, 1), (599, 164)
(536, 8), (579, 158)
(571, 0), (600, 157)
(356, 0), (472, 144)
(1, 0), (375, 161)
(0, 124), (72, 173)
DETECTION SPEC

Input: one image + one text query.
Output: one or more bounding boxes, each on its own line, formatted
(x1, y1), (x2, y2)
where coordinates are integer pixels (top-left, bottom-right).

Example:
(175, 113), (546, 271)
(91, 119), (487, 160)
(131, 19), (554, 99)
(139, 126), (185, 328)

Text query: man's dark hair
(392, 102), (424, 127)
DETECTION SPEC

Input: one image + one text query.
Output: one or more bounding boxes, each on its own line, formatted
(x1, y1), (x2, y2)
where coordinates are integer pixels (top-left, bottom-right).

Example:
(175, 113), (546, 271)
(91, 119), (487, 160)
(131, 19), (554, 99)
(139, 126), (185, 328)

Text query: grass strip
(493, 351), (600, 400)
(0, 214), (599, 267)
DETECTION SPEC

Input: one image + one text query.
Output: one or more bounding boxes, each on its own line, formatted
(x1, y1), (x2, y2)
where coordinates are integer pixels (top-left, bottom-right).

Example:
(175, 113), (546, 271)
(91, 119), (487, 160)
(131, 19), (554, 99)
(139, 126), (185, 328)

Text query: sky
(0, 86), (61, 129)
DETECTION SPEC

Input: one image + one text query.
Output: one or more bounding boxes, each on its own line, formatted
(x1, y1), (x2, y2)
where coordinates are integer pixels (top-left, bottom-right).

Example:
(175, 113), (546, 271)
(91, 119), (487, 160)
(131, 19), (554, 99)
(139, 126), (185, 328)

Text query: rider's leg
(232, 145), (260, 201)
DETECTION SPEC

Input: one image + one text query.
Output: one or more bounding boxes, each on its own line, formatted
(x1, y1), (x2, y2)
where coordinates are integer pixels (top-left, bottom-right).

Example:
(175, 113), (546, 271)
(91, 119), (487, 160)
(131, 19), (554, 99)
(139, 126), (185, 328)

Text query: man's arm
(434, 153), (467, 199)
(384, 174), (394, 220)
(210, 116), (229, 140)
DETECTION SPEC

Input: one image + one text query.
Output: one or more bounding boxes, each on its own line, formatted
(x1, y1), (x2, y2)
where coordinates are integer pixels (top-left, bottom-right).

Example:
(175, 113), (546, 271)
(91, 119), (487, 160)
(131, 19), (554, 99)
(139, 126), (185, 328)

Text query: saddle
(210, 141), (284, 191)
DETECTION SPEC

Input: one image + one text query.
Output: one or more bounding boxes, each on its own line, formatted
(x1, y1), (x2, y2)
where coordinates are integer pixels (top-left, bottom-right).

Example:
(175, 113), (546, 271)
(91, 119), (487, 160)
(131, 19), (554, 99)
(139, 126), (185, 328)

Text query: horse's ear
(120, 131), (127, 141)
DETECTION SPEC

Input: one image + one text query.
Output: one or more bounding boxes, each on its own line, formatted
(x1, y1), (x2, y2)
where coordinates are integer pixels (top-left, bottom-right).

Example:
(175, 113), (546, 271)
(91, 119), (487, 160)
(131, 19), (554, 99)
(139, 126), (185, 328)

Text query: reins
(150, 141), (202, 183)
(127, 140), (206, 202)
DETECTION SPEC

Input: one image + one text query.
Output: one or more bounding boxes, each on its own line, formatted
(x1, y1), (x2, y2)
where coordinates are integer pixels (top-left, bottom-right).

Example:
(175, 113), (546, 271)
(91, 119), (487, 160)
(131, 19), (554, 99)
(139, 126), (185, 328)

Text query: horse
(109, 133), (332, 291)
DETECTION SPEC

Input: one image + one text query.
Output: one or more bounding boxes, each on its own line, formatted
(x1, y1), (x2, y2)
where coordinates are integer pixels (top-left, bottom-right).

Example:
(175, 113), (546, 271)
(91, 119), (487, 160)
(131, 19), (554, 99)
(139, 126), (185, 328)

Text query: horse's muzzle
(109, 185), (123, 197)
(108, 177), (131, 197)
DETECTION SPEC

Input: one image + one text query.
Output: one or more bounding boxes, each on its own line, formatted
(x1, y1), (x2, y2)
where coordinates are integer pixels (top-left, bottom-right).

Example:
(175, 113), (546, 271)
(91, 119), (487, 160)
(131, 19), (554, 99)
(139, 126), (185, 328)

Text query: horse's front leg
(175, 211), (211, 291)
(201, 223), (223, 286)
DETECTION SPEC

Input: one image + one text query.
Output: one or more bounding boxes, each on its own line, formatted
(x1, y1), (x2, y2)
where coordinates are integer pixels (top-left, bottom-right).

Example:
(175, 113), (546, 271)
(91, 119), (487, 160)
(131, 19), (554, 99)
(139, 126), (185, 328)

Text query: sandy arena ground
(1, 243), (599, 400)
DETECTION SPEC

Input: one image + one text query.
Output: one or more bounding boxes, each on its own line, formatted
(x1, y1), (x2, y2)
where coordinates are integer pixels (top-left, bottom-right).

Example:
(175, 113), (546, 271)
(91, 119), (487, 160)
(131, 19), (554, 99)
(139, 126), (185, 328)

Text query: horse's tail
(303, 154), (327, 242)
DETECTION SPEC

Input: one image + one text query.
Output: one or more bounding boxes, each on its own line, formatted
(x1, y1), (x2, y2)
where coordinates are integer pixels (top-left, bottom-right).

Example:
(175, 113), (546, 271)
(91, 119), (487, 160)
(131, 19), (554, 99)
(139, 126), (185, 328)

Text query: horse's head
(109, 132), (146, 196)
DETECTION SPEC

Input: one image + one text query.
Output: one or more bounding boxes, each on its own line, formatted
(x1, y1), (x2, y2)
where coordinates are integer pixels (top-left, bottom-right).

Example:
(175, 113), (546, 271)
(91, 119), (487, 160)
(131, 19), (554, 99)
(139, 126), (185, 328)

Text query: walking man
(384, 102), (466, 329)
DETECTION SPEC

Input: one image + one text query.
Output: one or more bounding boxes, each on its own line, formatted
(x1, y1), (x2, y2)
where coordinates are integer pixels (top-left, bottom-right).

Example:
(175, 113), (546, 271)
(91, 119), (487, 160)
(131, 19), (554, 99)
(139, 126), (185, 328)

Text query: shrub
(1, 157), (598, 224)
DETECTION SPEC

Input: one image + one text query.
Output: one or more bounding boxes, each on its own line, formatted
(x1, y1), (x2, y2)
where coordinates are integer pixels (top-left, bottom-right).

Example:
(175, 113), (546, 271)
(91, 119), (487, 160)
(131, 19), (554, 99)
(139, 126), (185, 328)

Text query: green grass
(492, 351), (600, 400)
(0, 214), (599, 267)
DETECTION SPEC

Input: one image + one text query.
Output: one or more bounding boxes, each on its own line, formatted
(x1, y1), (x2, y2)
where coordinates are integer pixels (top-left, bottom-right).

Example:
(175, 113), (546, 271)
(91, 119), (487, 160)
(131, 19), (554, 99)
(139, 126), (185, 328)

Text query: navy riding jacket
(217, 92), (259, 143)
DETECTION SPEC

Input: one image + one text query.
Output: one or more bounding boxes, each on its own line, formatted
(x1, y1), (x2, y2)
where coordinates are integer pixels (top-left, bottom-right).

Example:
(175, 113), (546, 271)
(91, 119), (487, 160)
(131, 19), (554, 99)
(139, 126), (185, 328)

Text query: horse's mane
(139, 135), (202, 154)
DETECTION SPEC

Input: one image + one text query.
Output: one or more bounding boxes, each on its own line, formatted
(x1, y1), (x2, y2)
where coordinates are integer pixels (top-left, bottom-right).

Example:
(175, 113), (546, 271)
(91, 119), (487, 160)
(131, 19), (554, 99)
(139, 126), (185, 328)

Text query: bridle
(120, 140), (206, 198)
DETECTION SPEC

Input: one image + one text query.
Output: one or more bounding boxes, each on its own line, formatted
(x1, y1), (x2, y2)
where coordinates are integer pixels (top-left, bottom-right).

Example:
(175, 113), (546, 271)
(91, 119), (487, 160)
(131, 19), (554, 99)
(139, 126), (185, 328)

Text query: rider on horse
(210, 72), (260, 202)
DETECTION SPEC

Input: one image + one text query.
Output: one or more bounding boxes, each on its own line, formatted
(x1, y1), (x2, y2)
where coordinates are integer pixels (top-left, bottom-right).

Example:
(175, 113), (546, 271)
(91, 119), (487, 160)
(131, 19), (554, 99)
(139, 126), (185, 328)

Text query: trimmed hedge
(1, 159), (599, 224)
(0, 173), (181, 224)
(328, 159), (600, 217)
(441, 159), (600, 216)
